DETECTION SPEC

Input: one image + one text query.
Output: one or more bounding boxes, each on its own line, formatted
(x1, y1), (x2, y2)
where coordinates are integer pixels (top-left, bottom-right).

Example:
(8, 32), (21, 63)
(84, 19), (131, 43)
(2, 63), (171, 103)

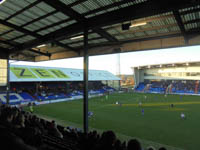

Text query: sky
(10, 45), (200, 75)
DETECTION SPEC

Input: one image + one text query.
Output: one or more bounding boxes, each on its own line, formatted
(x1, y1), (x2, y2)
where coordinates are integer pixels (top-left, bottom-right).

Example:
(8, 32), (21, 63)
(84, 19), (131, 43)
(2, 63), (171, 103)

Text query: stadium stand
(0, 104), (167, 150)
(0, 81), (116, 105)
(135, 83), (145, 92)
(1, 0), (200, 149)
(0, 92), (34, 105)
(0, 65), (118, 105)
(135, 80), (200, 95)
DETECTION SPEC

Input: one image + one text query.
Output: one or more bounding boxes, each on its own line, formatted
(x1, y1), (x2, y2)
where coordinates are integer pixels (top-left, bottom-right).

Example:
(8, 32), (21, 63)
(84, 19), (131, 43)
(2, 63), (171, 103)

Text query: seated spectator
(48, 120), (63, 138)
(97, 130), (116, 150)
(13, 113), (25, 129)
(0, 107), (15, 128)
(122, 141), (127, 149)
(114, 139), (123, 150)
(147, 146), (156, 150)
(0, 128), (36, 150)
(127, 139), (142, 150)
(39, 118), (48, 134)
(0, 103), (167, 150)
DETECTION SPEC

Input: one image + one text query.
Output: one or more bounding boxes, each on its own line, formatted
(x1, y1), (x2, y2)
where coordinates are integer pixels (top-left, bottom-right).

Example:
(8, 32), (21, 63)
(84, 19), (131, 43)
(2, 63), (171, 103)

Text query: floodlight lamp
(37, 44), (46, 48)
(0, 0), (6, 5)
(130, 22), (147, 28)
(70, 35), (84, 40)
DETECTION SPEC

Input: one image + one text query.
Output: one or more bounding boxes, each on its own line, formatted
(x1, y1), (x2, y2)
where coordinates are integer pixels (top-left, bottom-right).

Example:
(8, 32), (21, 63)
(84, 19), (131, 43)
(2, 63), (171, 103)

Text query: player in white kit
(180, 112), (186, 120)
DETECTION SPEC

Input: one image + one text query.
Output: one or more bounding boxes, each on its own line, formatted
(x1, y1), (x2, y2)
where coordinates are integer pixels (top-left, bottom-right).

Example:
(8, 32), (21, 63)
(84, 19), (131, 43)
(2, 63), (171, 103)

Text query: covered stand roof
(10, 65), (120, 82)
(132, 61), (200, 69)
(1, 0), (200, 61)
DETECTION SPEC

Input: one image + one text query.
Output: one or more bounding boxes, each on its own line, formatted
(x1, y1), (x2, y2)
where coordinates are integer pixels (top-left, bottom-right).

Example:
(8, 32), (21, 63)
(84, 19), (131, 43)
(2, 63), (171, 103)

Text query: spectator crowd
(0, 104), (167, 150)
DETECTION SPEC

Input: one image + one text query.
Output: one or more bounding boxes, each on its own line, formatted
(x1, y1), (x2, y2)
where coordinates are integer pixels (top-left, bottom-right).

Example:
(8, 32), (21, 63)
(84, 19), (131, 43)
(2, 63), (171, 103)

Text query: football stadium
(1, 1), (200, 150)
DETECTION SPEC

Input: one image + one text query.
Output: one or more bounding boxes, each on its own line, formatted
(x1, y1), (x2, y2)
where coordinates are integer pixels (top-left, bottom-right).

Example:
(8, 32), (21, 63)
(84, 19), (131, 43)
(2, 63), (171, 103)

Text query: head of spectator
(0, 107), (14, 124)
(51, 120), (57, 128)
(122, 141), (126, 148)
(40, 118), (47, 128)
(101, 130), (116, 146)
(92, 130), (98, 139)
(159, 147), (167, 150)
(127, 139), (142, 150)
(49, 120), (63, 138)
(147, 146), (156, 150)
(114, 139), (122, 150)
(14, 113), (25, 128)
(12, 107), (19, 120)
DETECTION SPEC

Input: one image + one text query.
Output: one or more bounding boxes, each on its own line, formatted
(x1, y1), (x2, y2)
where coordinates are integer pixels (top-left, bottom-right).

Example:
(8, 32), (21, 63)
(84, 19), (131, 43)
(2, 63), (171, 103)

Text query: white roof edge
(10, 64), (120, 82)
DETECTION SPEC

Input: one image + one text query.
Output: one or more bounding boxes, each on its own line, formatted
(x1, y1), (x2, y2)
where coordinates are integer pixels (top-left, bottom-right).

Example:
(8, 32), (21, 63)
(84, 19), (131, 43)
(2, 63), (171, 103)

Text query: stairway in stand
(195, 81), (199, 94)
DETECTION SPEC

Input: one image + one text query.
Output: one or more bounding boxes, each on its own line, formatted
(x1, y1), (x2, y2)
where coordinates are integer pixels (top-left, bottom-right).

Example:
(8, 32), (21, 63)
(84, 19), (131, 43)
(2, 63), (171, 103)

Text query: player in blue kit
(141, 109), (144, 115)
(88, 111), (94, 118)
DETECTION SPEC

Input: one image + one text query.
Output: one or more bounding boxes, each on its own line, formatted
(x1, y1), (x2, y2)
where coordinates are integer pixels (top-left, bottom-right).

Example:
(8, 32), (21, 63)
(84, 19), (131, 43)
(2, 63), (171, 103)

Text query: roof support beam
(93, 28), (118, 42)
(173, 10), (188, 44)
(0, 36), (50, 57)
(0, 19), (78, 53)
(186, 28), (200, 39)
(39, 0), (85, 21)
(184, 18), (200, 25)
(10, 0), (200, 53)
(4, 1), (41, 21)
(0, 30), (13, 37)
(76, 32), (182, 50)
(180, 7), (200, 16)
(11, 52), (35, 61)
(68, 0), (88, 7)
(0, 40), (15, 47)
(83, 0), (135, 16)
(66, 37), (103, 45)
(54, 41), (80, 53)
(28, 49), (51, 57)
(85, 0), (200, 30)
(0, 19), (41, 38)
(8, 18), (68, 41)
(3, 10), (59, 39)
(22, 10), (59, 27)
(105, 14), (174, 31)
(66, 24), (178, 46)
(0, 47), (9, 59)
(0, 38), (51, 57)
(77, 28), (200, 50)
(0, 39), (78, 58)
(0, 47), (10, 53)
(41, 0), (118, 42)
(7, 35), (25, 42)
(1, 0), (85, 40)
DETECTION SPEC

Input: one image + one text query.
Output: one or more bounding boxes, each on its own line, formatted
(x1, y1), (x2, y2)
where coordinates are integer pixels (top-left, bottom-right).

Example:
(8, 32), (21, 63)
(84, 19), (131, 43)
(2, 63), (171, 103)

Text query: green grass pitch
(26, 93), (200, 150)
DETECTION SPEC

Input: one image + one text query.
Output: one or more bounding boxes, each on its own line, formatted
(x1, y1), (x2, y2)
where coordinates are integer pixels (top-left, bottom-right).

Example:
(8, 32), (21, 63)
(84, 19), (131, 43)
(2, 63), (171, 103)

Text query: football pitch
(27, 93), (200, 150)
